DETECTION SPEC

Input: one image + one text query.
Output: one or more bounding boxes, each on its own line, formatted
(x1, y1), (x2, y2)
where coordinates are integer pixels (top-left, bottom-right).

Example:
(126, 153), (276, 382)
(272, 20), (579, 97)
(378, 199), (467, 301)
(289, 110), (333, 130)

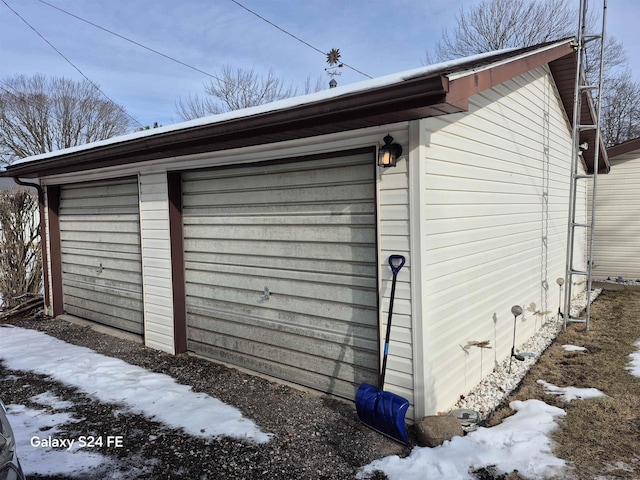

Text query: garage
(182, 151), (379, 398)
(58, 178), (144, 334)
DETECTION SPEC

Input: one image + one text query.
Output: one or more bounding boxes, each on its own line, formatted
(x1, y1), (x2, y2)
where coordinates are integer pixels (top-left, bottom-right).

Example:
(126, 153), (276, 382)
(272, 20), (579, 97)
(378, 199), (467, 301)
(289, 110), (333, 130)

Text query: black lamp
(378, 134), (402, 167)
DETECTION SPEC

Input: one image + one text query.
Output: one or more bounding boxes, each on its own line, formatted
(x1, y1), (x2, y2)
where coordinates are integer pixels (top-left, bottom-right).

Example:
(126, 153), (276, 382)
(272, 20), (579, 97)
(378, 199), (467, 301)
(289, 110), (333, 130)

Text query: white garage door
(59, 178), (144, 334)
(182, 152), (379, 398)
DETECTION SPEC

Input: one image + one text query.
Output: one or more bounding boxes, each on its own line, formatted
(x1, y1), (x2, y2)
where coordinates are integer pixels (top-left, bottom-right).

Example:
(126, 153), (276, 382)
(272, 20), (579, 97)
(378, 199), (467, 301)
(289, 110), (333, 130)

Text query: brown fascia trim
(0, 76), (449, 178)
(444, 41), (575, 109)
(607, 137), (640, 159)
(1, 39), (592, 179)
(446, 41), (609, 174)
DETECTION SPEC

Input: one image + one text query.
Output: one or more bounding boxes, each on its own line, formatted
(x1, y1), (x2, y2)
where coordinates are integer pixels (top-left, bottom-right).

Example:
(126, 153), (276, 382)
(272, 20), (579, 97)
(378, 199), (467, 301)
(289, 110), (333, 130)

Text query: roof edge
(607, 137), (640, 158)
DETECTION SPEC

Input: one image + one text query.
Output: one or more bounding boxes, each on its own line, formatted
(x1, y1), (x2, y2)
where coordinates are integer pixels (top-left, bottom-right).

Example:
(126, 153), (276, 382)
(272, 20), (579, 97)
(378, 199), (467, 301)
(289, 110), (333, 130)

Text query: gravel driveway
(1, 314), (405, 479)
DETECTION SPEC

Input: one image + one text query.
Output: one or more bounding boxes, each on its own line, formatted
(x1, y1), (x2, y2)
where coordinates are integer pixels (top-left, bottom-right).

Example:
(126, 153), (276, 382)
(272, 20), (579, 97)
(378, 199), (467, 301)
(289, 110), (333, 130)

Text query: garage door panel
(61, 230), (141, 246)
(63, 288), (142, 322)
(184, 251), (376, 278)
(184, 202), (374, 218)
(184, 261), (375, 289)
(186, 282), (377, 325)
(188, 331), (377, 388)
(185, 265), (376, 298)
(187, 294), (379, 337)
(62, 251), (144, 273)
(63, 299), (143, 334)
(184, 239), (374, 264)
(183, 158), (373, 192)
(58, 218), (141, 234)
(184, 219), (375, 242)
(187, 340), (369, 399)
(184, 152), (379, 397)
(184, 183), (374, 209)
(188, 310), (378, 357)
(183, 212), (375, 226)
(59, 178), (144, 334)
(62, 268), (142, 289)
(61, 241), (142, 255)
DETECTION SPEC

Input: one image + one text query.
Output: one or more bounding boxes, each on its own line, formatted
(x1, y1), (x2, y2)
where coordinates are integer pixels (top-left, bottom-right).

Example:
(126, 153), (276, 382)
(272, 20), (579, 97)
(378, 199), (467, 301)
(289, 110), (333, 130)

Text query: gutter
(11, 177), (50, 316)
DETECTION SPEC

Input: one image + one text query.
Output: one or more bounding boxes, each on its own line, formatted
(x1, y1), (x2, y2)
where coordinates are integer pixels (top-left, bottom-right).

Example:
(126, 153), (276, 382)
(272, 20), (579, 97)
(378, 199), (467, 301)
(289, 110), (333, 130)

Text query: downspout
(12, 177), (51, 316)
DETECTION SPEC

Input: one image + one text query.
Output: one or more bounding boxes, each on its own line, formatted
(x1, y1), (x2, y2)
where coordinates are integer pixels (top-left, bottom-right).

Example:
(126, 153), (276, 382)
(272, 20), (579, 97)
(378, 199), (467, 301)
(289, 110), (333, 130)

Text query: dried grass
(487, 289), (640, 479)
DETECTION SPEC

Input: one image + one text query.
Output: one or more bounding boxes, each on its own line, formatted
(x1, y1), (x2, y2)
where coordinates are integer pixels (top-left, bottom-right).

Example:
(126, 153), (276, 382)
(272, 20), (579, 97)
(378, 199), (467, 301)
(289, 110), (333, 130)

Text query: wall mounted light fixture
(378, 134), (402, 168)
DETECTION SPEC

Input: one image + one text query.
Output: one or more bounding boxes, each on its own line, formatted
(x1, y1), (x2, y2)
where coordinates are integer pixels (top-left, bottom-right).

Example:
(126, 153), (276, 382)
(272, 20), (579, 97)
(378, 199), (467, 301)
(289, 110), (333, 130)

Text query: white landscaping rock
(451, 289), (602, 425)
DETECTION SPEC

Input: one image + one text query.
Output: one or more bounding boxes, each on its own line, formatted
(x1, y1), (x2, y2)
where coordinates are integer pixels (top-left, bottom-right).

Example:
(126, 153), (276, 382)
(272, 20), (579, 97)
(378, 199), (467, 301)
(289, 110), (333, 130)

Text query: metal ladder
(563, 0), (608, 331)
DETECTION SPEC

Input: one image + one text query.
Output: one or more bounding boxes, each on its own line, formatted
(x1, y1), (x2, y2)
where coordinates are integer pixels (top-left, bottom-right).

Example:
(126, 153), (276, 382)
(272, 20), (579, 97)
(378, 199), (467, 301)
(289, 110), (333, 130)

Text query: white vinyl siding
(416, 66), (584, 414)
(376, 129), (414, 418)
(58, 178), (144, 334)
(139, 172), (175, 353)
(182, 152), (379, 399)
(589, 150), (640, 280)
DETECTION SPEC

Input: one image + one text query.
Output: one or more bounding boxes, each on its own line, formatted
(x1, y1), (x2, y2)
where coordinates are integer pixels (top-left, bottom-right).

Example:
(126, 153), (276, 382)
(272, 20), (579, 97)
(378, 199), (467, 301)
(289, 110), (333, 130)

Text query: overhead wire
(36, 0), (221, 81)
(1, 0), (144, 129)
(34, 0), (327, 99)
(228, 0), (373, 79)
(37, 0), (372, 82)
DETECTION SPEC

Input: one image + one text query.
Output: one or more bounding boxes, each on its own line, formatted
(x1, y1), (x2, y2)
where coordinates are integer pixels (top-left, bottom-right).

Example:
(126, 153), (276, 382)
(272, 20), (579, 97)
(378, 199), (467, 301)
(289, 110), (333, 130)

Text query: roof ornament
(325, 48), (343, 88)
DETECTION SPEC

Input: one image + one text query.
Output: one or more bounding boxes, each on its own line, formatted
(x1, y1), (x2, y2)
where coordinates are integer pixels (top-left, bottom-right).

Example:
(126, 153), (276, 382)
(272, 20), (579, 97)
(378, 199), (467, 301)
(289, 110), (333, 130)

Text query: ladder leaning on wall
(563, 0), (608, 331)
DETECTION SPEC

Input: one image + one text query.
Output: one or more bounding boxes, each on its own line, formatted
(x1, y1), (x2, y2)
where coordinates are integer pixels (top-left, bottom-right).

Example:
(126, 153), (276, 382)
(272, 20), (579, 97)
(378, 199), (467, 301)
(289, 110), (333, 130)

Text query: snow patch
(6, 403), (108, 476)
(0, 326), (272, 443)
(358, 399), (566, 480)
(628, 340), (640, 378)
(537, 380), (606, 402)
(30, 391), (75, 410)
(562, 344), (587, 352)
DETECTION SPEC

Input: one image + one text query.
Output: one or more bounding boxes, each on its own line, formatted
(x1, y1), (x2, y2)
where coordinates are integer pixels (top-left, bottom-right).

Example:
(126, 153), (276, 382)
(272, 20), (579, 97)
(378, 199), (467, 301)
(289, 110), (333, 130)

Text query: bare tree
(600, 70), (640, 147)
(176, 65), (324, 121)
(425, 0), (637, 146)
(0, 74), (133, 165)
(0, 188), (42, 309)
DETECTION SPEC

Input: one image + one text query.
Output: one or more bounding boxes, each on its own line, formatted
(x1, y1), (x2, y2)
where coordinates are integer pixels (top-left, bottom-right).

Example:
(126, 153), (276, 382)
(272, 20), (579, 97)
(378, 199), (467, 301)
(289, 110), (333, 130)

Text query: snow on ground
(562, 344), (587, 352)
(628, 340), (640, 377)
(536, 380), (606, 402)
(358, 399), (567, 480)
(5, 402), (112, 476)
(0, 325), (272, 443)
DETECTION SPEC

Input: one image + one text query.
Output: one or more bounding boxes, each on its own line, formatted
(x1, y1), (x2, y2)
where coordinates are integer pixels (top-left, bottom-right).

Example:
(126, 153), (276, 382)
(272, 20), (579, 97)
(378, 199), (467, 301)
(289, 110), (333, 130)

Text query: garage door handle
(259, 287), (270, 302)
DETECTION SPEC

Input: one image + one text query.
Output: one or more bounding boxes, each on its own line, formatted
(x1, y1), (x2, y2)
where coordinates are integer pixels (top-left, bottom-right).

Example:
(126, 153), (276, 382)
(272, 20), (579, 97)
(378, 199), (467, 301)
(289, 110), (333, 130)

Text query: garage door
(59, 178), (144, 334)
(182, 152), (379, 398)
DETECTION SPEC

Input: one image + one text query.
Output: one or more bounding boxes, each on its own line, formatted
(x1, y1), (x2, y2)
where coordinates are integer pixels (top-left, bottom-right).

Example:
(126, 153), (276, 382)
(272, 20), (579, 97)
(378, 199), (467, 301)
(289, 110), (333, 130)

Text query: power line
(37, 0), (221, 81)
(228, 0), (373, 79)
(35, 0), (324, 97)
(1, 0), (144, 129)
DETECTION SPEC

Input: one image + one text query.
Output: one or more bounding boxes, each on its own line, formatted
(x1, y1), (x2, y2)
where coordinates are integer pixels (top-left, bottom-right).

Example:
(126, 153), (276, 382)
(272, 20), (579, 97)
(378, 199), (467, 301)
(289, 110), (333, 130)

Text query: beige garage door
(182, 152), (379, 398)
(59, 178), (144, 334)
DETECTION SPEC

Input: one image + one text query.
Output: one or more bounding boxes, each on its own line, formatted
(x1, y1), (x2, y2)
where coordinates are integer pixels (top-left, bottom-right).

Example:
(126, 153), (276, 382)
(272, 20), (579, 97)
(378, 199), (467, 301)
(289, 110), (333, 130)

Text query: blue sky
(1, 0), (638, 128)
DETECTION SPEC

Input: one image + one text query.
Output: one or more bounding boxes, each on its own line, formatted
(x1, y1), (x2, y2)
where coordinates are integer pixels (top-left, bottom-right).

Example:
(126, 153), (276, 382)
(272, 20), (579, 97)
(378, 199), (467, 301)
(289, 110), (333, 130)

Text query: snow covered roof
(0, 38), (608, 177)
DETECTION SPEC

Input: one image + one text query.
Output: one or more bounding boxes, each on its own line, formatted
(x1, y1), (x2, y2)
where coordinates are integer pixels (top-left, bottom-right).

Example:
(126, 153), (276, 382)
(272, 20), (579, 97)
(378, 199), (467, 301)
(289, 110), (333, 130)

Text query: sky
(4, 325), (635, 479)
(0, 1), (639, 130)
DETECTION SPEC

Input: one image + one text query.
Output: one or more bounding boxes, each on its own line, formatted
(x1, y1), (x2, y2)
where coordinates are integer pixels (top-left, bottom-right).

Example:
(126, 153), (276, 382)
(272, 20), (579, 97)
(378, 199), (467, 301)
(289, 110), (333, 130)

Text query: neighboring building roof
(607, 137), (640, 158)
(0, 38), (608, 178)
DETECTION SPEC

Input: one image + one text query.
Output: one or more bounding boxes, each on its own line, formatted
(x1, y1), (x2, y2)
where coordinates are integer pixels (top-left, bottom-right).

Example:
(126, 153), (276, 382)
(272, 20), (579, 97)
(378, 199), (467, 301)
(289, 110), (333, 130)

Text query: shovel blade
(355, 383), (410, 445)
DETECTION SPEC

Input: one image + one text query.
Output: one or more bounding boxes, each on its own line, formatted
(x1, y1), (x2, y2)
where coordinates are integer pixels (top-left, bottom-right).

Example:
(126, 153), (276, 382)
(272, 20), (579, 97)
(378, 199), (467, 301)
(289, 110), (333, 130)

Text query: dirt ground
(1, 288), (639, 479)
(487, 287), (640, 479)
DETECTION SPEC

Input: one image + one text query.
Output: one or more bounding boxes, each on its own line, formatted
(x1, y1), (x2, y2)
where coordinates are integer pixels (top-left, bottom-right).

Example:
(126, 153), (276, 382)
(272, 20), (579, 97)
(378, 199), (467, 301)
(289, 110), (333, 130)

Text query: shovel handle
(388, 255), (405, 276)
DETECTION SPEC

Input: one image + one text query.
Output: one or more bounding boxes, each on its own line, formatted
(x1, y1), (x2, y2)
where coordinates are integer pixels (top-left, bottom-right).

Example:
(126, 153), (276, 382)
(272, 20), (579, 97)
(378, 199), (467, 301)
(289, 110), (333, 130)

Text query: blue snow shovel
(356, 254), (410, 445)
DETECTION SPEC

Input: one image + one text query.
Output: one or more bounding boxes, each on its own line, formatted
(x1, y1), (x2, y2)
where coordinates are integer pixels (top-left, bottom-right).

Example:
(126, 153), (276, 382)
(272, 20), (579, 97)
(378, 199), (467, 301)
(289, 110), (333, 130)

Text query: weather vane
(325, 48), (343, 87)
